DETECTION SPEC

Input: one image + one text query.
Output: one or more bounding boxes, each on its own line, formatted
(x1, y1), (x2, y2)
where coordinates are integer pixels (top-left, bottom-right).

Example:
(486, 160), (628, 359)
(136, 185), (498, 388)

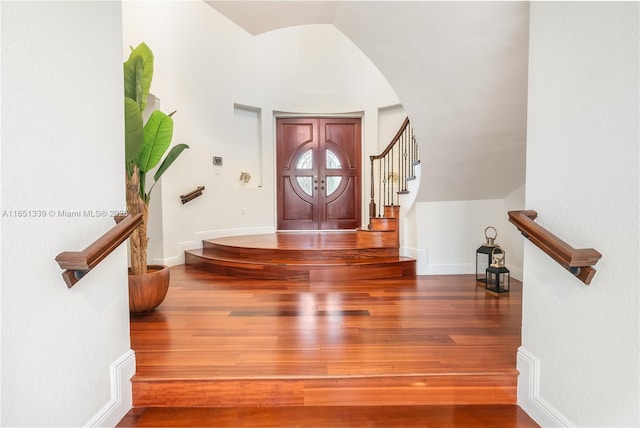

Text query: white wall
(520, 3), (639, 426)
(1, 2), (133, 427)
(122, 1), (401, 264)
(332, 1), (529, 203)
(413, 196), (524, 279)
(377, 104), (406, 152)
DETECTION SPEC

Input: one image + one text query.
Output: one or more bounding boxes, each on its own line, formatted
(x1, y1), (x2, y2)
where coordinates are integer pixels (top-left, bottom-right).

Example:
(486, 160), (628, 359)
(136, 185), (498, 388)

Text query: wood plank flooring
(119, 231), (538, 426)
(120, 259), (539, 427)
(129, 266), (524, 405)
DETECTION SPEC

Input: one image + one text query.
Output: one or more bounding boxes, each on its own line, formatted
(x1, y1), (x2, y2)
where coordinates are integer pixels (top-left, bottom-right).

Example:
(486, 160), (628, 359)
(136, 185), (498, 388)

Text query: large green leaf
(153, 144), (189, 182)
(123, 56), (140, 104)
(124, 97), (144, 165)
(136, 110), (174, 173)
(146, 143), (189, 200)
(123, 43), (154, 111)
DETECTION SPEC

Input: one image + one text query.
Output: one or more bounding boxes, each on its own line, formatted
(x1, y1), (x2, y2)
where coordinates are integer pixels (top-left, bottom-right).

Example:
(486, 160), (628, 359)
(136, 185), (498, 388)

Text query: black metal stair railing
(369, 117), (419, 220)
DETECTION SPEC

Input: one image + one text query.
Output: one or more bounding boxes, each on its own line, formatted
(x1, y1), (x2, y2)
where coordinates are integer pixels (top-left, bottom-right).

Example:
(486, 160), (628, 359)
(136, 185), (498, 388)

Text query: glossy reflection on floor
(121, 266), (538, 427)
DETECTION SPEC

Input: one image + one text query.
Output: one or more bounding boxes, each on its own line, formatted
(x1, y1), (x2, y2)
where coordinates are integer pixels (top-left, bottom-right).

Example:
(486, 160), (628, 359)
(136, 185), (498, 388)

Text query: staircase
(367, 117), (419, 220)
(356, 205), (400, 248)
(357, 117), (419, 249)
(184, 229), (415, 281)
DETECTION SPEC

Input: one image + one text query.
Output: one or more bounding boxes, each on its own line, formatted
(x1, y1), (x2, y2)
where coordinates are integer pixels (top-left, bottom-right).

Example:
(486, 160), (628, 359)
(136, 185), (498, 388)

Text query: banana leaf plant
(124, 42), (188, 275)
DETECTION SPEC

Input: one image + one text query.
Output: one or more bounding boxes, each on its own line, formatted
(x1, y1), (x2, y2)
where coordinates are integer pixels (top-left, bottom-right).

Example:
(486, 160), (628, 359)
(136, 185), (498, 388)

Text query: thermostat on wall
(213, 156), (223, 166)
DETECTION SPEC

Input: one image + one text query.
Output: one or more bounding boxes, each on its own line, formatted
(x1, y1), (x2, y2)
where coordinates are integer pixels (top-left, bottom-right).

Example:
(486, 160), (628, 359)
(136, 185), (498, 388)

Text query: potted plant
(124, 42), (188, 314)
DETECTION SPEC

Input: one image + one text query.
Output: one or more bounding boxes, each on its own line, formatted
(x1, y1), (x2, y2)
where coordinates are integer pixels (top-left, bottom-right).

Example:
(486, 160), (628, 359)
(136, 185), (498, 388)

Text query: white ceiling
(206, 1), (529, 202)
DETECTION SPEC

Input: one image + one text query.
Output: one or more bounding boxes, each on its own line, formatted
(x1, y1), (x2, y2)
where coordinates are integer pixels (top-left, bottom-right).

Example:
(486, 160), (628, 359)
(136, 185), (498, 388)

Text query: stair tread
(185, 233), (413, 280)
(186, 248), (413, 266)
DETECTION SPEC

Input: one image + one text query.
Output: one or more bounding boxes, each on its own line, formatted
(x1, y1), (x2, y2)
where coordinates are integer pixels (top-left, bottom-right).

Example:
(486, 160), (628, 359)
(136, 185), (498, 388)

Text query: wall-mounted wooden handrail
(180, 186), (205, 204)
(508, 210), (602, 285)
(55, 213), (143, 288)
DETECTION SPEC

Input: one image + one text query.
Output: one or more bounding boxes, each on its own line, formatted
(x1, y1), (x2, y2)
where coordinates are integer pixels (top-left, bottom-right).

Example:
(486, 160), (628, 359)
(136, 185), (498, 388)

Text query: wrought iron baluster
(368, 117), (418, 220)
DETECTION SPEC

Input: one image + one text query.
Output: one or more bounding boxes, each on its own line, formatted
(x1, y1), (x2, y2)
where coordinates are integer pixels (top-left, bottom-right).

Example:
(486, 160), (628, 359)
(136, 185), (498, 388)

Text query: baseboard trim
(517, 347), (574, 427)
(195, 226), (276, 242)
(402, 247), (429, 274)
(507, 264), (523, 282)
(84, 349), (136, 428)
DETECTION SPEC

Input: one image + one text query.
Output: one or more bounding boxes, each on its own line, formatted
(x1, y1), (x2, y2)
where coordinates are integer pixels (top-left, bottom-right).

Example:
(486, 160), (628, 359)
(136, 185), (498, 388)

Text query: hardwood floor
(131, 267), (522, 380)
(120, 232), (537, 427)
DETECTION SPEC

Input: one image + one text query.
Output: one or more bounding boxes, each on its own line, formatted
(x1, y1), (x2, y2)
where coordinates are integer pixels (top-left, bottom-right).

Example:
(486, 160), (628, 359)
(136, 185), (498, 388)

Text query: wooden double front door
(277, 117), (362, 230)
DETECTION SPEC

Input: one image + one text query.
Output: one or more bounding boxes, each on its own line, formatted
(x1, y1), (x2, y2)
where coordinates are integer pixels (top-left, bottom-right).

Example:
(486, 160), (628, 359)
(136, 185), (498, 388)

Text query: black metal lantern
(485, 246), (510, 296)
(476, 226), (501, 285)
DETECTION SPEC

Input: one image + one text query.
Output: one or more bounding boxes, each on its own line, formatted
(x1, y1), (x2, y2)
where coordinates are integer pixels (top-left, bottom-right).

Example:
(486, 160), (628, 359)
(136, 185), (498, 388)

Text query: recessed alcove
(233, 103), (262, 188)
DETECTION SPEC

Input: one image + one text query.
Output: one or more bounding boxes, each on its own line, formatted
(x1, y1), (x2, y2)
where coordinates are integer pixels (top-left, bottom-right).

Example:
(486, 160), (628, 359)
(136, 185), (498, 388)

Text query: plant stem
(126, 164), (147, 275)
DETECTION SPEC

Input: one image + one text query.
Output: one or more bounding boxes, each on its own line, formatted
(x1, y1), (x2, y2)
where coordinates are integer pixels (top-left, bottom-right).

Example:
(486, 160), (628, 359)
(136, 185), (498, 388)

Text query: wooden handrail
(508, 210), (602, 285)
(370, 117), (410, 161)
(55, 213), (143, 288)
(180, 186), (205, 204)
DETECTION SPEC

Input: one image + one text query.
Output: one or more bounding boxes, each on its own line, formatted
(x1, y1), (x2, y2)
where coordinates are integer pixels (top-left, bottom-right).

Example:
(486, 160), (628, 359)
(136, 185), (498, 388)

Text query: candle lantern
(476, 226), (501, 285)
(485, 246), (510, 296)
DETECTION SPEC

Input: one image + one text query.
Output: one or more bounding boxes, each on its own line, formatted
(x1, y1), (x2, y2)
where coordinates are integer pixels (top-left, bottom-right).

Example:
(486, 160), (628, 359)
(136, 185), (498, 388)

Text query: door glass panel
(326, 149), (342, 169)
(297, 149), (313, 170)
(297, 176), (313, 196)
(326, 176), (342, 196)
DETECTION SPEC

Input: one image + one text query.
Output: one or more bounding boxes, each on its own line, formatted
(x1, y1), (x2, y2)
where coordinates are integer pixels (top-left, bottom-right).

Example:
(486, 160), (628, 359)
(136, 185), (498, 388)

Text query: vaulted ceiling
(206, 1), (529, 202)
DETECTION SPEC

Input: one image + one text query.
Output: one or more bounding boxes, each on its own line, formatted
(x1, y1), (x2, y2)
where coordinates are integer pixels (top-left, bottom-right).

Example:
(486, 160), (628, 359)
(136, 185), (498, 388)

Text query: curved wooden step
(202, 239), (400, 262)
(356, 229), (399, 248)
(368, 217), (398, 231)
(184, 233), (415, 280)
(185, 249), (415, 280)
